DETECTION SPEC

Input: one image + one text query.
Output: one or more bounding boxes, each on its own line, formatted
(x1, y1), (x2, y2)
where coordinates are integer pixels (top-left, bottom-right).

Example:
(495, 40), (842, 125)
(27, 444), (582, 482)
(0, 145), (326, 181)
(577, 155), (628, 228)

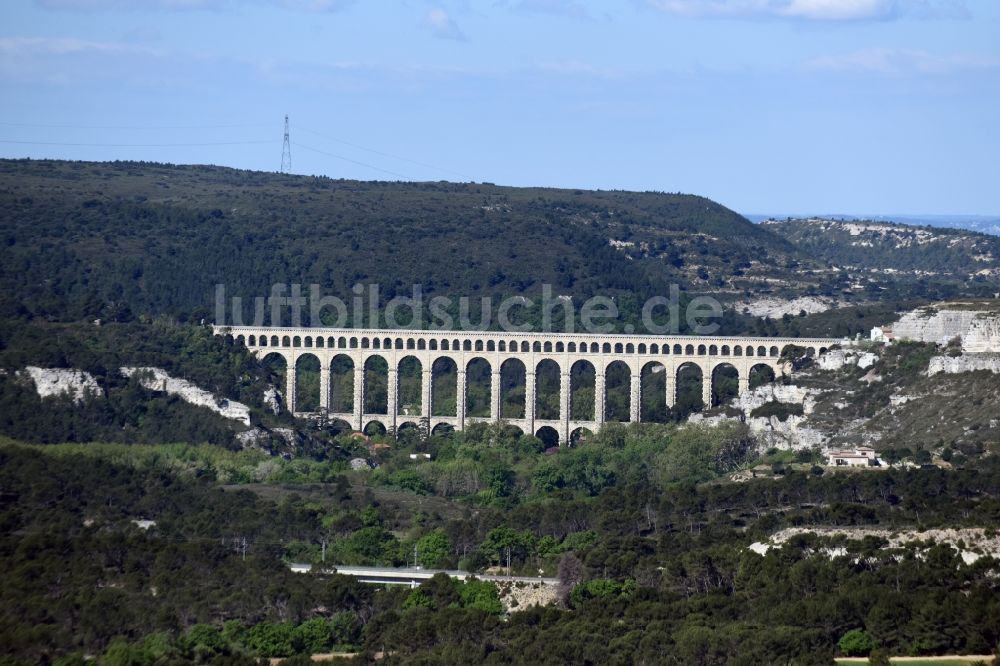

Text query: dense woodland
(2, 160), (1000, 664)
(1, 439), (999, 664)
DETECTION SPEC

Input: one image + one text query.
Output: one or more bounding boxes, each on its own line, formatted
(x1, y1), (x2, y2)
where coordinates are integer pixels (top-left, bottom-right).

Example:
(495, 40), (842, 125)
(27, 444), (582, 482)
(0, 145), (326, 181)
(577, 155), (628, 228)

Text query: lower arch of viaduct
(216, 326), (845, 445)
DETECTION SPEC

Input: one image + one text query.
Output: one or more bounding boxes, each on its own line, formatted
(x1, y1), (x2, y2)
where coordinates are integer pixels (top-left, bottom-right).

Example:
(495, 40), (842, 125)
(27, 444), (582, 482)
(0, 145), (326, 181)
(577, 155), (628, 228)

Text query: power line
(298, 126), (471, 180)
(292, 141), (410, 179)
(0, 139), (272, 147)
(280, 114), (292, 174)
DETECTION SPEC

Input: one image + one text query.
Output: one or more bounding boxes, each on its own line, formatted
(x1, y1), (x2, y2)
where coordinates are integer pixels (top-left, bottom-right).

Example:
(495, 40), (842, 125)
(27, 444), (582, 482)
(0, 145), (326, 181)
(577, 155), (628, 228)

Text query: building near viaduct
(216, 326), (845, 445)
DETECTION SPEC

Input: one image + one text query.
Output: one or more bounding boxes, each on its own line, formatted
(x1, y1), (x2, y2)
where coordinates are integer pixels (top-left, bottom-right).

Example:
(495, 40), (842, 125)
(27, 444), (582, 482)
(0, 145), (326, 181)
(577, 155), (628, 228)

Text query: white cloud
(642, 0), (967, 21)
(804, 47), (1000, 75)
(424, 8), (467, 40)
(0, 36), (161, 56)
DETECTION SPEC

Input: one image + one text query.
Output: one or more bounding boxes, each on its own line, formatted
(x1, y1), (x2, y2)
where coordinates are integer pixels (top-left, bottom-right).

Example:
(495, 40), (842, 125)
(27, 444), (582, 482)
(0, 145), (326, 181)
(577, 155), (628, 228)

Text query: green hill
(763, 217), (1000, 280)
(0, 159), (799, 324)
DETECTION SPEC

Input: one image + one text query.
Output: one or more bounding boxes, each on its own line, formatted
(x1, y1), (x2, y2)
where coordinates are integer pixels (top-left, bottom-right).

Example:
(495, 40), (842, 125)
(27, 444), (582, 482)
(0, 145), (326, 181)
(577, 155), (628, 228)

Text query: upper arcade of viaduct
(215, 325), (848, 444)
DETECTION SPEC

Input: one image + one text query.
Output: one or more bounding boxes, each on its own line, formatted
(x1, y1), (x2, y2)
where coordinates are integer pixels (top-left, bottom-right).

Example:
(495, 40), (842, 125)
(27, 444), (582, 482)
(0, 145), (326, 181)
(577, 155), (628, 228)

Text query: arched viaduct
(216, 326), (846, 445)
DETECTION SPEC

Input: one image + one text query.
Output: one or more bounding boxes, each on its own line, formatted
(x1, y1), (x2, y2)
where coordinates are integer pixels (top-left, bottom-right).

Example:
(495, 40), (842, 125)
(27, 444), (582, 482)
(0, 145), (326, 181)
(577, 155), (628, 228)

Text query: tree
(838, 629), (875, 657)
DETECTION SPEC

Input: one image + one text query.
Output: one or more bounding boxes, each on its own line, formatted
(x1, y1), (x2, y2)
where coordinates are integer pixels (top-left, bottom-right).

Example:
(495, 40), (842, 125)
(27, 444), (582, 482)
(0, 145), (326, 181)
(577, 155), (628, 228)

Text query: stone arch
(397, 356), (423, 416)
(521, 341), (530, 353)
(721, 345), (730, 356)
(533, 341), (542, 353)
(498, 340), (506, 352)
(271, 335), (280, 346)
(543, 341), (553, 353)
(711, 362), (739, 408)
(329, 418), (352, 435)
(535, 359), (561, 421)
(372, 337), (380, 349)
(441, 339), (450, 351)
(757, 345), (767, 356)
(330, 354), (354, 413)
(293, 336), (301, 347)
(675, 362), (704, 414)
(261, 352), (288, 395)
(535, 425), (559, 449)
(431, 356), (458, 417)
(770, 346), (779, 357)
(363, 355), (388, 414)
(475, 340), (484, 352)
(568, 342), (576, 353)
(464, 340), (473, 352)
(638, 343), (647, 354)
(626, 343), (635, 354)
(570, 427), (592, 447)
(349, 336), (358, 349)
(749, 363), (776, 390)
(338, 336), (347, 348)
(570, 359), (596, 421)
(640, 360), (668, 423)
(746, 345), (754, 357)
(396, 421), (421, 441)
(361, 337), (370, 349)
(734, 345), (742, 357)
(363, 421), (386, 437)
(248, 335), (256, 346)
(487, 340), (496, 352)
(684, 344), (693, 355)
(697, 344), (707, 355)
(465, 357), (492, 417)
(316, 337), (324, 348)
(236, 334), (246, 346)
(295, 353), (321, 412)
(605, 360), (631, 422)
(283, 335), (292, 346)
(709, 344), (718, 355)
(590, 342), (599, 353)
(407, 338), (416, 350)
(394, 337), (404, 350)
(304, 336), (312, 348)
(418, 339), (426, 350)
(556, 342), (565, 353)
(614, 343), (623, 353)
(431, 422), (455, 437)
(383, 337), (391, 349)
(500, 357), (526, 419)
(602, 343), (612, 353)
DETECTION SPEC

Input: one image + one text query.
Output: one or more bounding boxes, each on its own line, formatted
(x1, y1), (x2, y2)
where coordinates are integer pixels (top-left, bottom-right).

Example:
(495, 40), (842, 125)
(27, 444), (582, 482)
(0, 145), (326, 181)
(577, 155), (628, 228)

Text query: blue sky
(1, 0), (998, 215)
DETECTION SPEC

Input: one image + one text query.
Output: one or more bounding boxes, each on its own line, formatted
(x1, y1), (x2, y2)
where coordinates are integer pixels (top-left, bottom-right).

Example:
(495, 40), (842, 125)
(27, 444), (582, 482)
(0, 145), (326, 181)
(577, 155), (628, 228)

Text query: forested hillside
(764, 218), (1000, 279)
(0, 159), (797, 325)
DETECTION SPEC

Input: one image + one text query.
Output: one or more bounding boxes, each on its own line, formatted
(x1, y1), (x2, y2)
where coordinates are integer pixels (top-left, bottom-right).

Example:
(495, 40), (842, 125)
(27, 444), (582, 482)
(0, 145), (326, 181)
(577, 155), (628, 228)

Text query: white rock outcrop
(890, 304), (1000, 351)
(738, 296), (836, 319)
(263, 386), (282, 415)
(735, 384), (816, 415)
(23, 367), (100, 403)
(120, 367), (251, 425)
(964, 314), (1000, 352)
(927, 354), (1000, 375)
(817, 349), (878, 371)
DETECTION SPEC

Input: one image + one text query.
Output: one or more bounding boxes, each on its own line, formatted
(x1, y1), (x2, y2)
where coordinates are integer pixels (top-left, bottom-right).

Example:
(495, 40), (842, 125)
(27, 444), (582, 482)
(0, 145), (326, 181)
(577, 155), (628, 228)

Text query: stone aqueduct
(216, 326), (846, 444)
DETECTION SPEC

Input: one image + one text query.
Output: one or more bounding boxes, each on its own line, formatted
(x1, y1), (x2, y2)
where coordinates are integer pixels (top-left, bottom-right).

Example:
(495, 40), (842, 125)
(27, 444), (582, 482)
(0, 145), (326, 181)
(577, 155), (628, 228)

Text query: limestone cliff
(120, 367), (251, 425)
(22, 367), (100, 403)
(889, 302), (1000, 351)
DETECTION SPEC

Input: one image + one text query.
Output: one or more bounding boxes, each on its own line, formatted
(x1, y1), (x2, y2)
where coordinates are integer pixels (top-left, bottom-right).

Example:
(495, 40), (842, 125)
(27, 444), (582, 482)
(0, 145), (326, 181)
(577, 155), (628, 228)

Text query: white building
(827, 447), (879, 467)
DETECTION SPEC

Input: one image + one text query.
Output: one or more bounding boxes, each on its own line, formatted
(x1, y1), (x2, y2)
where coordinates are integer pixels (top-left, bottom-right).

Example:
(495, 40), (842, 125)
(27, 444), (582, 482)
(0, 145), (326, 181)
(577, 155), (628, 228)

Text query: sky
(1, 0), (998, 216)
